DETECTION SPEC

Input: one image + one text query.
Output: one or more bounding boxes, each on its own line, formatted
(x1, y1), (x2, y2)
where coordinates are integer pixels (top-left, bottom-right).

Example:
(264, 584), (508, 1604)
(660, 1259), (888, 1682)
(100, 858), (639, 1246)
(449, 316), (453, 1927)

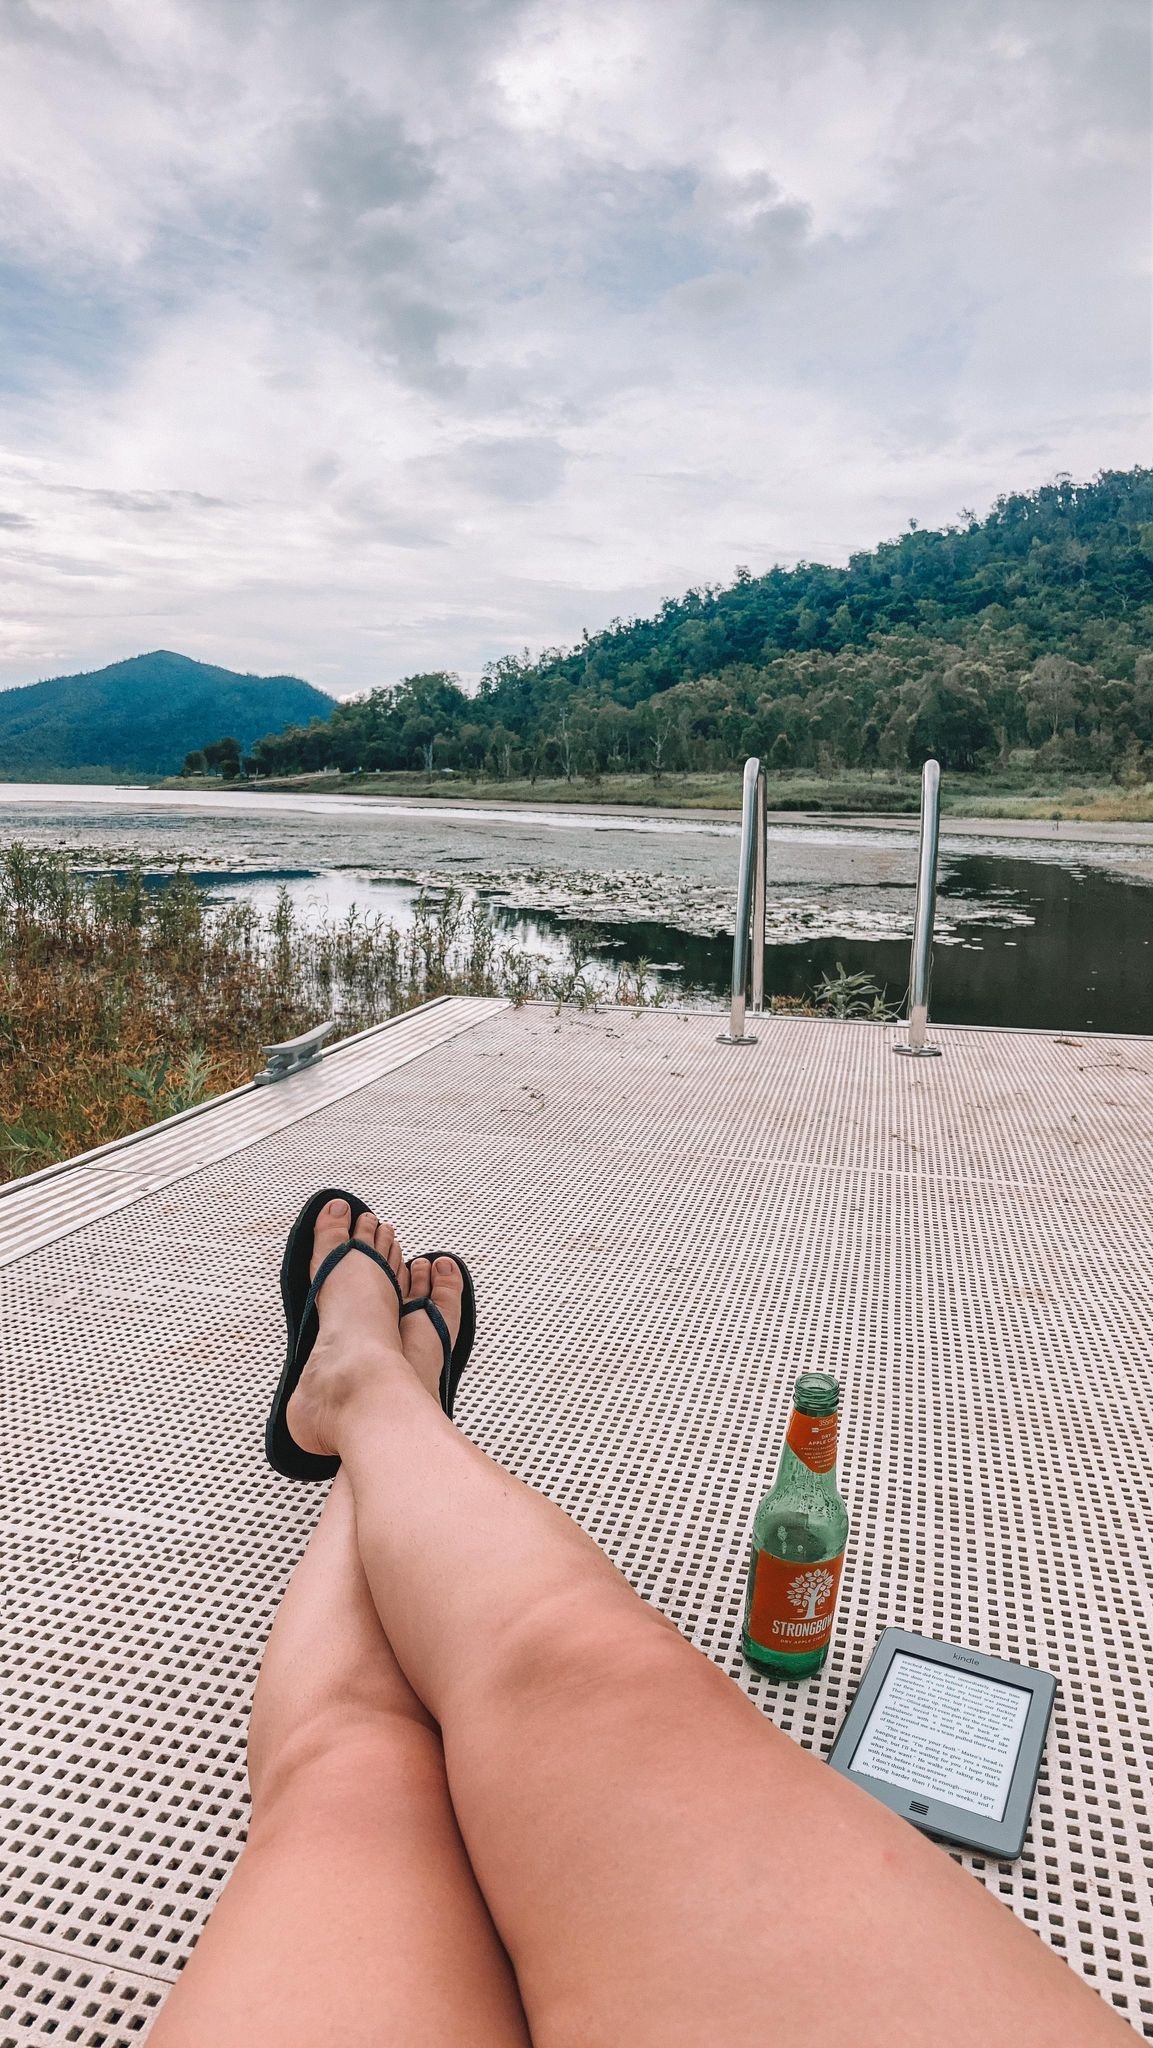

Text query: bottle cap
(793, 1371), (840, 1417)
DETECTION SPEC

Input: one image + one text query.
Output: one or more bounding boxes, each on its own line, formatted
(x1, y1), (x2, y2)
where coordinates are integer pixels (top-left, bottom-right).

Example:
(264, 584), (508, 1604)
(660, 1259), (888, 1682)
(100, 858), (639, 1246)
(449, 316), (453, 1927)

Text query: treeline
(183, 737), (246, 778)
(226, 469), (1153, 781)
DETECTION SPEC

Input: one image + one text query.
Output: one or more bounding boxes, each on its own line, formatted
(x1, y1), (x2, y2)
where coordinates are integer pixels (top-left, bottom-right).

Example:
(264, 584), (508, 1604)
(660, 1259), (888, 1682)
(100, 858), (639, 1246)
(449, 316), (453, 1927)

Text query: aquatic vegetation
(811, 962), (900, 1020)
(0, 847), (661, 1178)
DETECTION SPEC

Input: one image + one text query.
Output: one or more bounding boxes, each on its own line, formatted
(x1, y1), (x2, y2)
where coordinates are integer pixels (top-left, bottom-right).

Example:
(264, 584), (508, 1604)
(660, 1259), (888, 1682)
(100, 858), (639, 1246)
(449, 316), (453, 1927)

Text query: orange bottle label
(748, 1549), (844, 1653)
(786, 1408), (838, 1473)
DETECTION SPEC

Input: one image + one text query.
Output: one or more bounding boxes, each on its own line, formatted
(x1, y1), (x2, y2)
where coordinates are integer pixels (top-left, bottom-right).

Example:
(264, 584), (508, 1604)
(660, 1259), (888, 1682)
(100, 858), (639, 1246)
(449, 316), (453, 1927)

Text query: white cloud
(0, 0), (1147, 694)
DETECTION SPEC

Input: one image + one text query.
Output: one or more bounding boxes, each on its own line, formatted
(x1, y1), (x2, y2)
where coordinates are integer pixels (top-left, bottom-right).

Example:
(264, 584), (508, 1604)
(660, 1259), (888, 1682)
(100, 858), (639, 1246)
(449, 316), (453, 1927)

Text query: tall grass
(0, 847), (655, 1179)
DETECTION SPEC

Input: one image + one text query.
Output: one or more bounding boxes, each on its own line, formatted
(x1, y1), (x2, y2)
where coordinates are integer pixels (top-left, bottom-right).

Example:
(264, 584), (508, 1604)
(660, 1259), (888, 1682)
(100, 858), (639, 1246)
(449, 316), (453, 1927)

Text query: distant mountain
(0, 650), (335, 779)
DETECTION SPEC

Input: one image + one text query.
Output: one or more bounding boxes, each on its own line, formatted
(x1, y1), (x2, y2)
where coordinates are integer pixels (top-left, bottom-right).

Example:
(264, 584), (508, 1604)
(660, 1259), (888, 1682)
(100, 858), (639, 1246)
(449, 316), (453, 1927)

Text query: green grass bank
(165, 766), (1153, 825)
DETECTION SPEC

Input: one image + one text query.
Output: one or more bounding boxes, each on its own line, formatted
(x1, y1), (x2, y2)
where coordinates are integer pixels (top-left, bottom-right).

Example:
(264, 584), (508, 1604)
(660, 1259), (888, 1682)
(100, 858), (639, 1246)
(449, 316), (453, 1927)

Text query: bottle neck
(777, 1405), (840, 1494)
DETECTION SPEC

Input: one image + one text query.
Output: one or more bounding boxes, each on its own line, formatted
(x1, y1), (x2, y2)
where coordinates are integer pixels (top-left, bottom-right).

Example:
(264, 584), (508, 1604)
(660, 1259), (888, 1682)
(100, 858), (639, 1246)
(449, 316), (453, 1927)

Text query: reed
(0, 847), (658, 1178)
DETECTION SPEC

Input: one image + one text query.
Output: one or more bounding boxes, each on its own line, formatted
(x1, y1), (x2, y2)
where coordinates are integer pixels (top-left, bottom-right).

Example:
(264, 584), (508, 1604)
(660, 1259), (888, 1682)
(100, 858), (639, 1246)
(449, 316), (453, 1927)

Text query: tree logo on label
(788, 1567), (835, 1620)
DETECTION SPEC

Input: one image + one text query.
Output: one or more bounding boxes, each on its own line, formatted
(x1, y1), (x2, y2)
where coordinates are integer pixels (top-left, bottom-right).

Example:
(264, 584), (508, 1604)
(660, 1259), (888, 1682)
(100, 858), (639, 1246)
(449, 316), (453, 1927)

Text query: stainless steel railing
(718, 756), (767, 1044)
(894, 758), (942, 1059)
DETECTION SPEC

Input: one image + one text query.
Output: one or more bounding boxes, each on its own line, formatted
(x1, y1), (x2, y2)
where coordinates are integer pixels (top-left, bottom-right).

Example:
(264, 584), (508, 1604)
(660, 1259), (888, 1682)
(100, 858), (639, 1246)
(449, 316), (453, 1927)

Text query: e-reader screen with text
(848, 1651), (1031, 1821)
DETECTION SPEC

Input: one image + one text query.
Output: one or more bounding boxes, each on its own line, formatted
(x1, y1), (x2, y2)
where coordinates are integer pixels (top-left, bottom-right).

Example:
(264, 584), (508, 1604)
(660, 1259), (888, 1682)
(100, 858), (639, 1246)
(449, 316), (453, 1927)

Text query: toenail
(328, 1200), (348, 1217)
(435, 1257), (455, 1276)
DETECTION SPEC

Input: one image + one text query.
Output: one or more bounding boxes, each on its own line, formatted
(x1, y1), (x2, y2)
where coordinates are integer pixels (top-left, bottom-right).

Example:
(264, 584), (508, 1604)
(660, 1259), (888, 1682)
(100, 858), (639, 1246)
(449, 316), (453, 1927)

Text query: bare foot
(286, 1199), (418, 1458)
(400, 1255), (465, 1402)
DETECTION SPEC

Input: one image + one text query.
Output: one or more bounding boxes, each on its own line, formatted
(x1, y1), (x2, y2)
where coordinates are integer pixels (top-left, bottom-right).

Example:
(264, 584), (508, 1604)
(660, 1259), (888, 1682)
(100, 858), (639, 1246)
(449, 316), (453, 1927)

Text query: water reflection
(498, 854), (1152, 1033)
(188, 854), (1151, 1034)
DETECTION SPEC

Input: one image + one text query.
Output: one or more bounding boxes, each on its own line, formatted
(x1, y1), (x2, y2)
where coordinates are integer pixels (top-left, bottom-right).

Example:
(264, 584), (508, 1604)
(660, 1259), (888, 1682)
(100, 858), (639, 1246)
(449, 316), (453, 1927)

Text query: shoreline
(260, 791), (1153, 847)
(5, 778), (1153, 848)
(244, 794), (1153, 847)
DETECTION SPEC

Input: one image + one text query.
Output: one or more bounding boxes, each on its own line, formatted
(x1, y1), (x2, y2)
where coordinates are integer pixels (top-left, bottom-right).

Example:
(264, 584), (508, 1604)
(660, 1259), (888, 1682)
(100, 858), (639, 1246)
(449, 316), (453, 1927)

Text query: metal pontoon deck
(1, 998), (1151, 2041)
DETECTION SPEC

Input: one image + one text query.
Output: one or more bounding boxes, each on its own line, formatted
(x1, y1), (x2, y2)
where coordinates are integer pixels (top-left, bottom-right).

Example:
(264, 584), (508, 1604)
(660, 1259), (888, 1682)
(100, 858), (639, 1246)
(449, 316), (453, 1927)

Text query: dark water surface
(538, 853), (1153, 1033)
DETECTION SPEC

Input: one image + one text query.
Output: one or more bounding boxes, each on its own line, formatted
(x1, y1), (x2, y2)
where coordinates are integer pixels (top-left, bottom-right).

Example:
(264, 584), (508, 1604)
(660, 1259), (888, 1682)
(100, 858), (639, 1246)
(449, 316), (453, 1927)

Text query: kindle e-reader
(826, 1629), (1056, 1859)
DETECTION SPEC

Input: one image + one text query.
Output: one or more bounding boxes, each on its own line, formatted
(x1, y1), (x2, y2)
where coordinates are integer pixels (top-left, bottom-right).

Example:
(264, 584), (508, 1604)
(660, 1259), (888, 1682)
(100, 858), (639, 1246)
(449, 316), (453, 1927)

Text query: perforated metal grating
(1, 1002), (1151, 2041)
(0, 996), (506, 1270)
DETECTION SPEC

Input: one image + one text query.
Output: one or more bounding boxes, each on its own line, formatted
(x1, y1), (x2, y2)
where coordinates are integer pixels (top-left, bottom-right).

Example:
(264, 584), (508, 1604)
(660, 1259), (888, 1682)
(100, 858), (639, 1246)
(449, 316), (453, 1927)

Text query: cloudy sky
(0, 0), (1148, 697)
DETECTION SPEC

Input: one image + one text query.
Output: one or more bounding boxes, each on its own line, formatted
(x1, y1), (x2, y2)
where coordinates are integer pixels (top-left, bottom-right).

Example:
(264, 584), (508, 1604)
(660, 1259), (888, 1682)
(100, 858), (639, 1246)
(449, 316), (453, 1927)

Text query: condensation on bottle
(741, 1370), (849, 1679)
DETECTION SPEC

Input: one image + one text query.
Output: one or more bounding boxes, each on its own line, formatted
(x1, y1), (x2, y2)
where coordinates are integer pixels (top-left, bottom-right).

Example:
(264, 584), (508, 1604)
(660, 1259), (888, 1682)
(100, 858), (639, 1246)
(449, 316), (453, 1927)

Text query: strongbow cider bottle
(742, 1372), (849, 1678)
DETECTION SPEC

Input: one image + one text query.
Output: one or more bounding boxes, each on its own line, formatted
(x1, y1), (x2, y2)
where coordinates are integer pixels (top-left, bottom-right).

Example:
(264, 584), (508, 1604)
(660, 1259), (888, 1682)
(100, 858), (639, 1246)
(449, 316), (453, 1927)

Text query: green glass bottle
(741, 1371), (849, 1678)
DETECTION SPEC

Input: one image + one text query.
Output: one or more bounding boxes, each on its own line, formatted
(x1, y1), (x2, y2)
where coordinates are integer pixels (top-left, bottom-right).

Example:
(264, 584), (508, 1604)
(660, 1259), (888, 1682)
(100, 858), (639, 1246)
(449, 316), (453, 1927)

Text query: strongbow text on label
(748, 1551), (845, 1652)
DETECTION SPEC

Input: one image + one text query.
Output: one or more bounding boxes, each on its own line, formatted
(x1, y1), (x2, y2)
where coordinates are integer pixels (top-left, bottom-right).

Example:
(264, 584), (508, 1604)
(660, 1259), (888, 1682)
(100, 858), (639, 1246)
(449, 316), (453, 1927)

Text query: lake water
(1, 783), (1151, 1034)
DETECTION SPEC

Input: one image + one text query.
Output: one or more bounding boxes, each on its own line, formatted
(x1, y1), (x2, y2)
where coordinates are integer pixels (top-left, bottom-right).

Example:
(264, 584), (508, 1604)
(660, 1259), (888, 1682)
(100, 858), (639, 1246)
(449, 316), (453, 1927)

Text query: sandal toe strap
(298, 1238), (403, 1347)
(400, 1294), (452, 1364)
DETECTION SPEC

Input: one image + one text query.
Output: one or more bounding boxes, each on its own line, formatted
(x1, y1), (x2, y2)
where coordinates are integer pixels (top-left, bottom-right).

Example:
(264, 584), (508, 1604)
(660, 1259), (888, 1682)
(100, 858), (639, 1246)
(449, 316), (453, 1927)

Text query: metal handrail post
(750, 765), (767, 1013)
(894, 758), (943, 1059)
(718, 756), (765, 1045)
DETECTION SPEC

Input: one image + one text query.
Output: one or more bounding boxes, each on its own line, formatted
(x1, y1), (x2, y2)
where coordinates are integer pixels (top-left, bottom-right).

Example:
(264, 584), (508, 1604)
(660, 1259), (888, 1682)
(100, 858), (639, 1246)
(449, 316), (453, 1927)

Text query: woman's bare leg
(149, 1457), (529, 2047)
(285, 1199), (1126, 2048)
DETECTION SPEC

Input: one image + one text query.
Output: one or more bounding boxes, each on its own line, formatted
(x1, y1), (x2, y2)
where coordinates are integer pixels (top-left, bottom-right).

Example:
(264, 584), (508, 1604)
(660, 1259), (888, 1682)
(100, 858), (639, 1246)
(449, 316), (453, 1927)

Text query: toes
(400, 1255), (463, 1400)
(375, 1216), (405, 1292)
(407, 1255), (463, 1339)
(310, 1196), (351, 1278)
(429, 1255), (464, 1346)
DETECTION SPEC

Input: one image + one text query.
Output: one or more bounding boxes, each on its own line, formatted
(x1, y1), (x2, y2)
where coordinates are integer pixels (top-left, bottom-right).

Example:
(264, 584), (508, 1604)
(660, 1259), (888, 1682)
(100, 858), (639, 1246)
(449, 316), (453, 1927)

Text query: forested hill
(0, 652), (333, 778)
(250, 467), (1153, 779)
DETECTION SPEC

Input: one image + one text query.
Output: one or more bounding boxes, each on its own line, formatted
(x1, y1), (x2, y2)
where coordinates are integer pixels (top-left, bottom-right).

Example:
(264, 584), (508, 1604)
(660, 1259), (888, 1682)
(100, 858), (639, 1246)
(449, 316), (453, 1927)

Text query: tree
(1020, 656), (1081, 741)
(769, 732), (791, 773)
(552, 708), (576, 780)
(203, 736), (241, 775)
(637, 703), (679, 780)
(182, 750), (207, 777)
(909, 674), (995, 770)
(455, 722), (489, 774)
(1130, 655), (1153, 743)
(810, 689), (856, 769)
(486, 723), (518, 780)
(594, 701), (637, 772)
(401, 716), (437, 773)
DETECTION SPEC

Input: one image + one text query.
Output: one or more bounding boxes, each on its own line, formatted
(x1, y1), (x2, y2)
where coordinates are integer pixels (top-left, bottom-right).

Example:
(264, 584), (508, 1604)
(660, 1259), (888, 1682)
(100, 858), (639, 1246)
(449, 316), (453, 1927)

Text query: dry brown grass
(0, 847), (632, 1179)
(960, 785), (1153, 824)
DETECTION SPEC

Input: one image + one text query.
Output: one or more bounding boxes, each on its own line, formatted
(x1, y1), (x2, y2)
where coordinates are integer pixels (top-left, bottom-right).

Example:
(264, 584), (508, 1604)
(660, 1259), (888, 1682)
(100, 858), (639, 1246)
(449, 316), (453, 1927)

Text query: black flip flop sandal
(265, 1189), (476, 1481)
(401, 1252), (476, 1420)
